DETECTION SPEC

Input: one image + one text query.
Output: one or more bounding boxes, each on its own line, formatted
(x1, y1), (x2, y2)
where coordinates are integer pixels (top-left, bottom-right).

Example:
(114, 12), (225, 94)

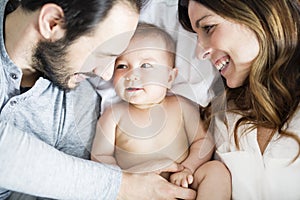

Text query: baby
(91, 23), (231, 199)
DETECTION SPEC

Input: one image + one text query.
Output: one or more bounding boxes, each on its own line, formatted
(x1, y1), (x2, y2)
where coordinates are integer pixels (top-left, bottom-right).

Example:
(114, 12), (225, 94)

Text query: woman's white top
(214, 108), (300, 200)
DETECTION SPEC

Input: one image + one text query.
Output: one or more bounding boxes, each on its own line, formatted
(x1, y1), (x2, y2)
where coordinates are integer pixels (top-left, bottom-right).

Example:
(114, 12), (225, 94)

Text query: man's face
(32, 1), (139, 90)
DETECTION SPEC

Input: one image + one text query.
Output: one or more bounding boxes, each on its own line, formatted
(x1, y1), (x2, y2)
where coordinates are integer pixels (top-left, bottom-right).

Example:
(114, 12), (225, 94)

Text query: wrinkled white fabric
(214, 108), (300, 200)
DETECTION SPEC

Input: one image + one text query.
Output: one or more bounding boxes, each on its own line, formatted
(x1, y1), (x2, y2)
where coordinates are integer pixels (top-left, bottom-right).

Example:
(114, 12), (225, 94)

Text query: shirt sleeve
(0, 121), (122, 200)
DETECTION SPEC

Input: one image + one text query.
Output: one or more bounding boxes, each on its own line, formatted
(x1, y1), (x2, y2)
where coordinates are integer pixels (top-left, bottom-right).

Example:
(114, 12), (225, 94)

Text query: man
(0, 0), (196, 199)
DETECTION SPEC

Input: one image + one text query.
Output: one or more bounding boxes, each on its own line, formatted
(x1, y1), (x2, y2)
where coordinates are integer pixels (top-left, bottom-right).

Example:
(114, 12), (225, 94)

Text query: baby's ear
(167, 67), (178, 89)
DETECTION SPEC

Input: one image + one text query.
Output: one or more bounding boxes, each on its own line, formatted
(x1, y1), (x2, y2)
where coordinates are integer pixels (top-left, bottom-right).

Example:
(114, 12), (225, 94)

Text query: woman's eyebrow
(195, 15), (212, 28)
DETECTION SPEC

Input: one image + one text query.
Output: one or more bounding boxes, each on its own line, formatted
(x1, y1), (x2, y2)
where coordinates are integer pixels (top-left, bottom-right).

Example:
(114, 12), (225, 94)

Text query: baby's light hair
(133, 22), (176, 57)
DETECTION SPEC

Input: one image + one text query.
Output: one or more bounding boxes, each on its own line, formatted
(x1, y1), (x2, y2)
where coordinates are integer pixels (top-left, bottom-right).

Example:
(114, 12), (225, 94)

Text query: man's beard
(31, 38), (74, 90)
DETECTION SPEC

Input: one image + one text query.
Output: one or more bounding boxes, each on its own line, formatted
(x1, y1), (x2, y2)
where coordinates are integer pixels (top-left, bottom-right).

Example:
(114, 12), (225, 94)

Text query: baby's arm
(91, 107), (119, 165)
(170, 97), (214, 187)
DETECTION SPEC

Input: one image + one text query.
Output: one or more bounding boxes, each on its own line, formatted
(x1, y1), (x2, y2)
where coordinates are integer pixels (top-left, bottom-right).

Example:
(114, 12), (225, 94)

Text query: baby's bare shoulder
(103, 101), (128, 118)
(166, 95), (197, 108)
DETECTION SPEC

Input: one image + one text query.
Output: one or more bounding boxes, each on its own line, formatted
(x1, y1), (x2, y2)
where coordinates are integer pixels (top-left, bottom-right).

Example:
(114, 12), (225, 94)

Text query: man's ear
(167, 67), (178, 89)
(38, 3), (65, 41)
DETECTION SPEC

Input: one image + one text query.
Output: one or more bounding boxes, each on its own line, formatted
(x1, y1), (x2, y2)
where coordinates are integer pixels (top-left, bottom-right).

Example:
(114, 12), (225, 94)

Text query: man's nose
(93, 64), (114, 81)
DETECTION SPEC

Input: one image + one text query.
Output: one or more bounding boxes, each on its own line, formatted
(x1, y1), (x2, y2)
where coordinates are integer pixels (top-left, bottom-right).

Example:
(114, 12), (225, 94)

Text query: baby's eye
(115, 64), (128, 69)
(140, 63), (153, 68)
(202, 25), (215, 34)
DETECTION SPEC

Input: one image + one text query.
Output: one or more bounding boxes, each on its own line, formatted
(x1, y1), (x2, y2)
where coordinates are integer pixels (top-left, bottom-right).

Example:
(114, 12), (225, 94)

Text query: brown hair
(179, 0), (300, 157)
(132, 22), (176, 65)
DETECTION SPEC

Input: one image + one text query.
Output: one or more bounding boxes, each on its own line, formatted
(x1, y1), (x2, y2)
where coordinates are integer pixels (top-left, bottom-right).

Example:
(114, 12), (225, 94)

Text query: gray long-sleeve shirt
(0, 1), (121, 199)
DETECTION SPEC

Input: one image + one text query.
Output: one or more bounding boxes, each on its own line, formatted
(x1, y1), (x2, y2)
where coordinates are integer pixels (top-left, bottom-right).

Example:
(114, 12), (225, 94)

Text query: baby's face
(113, 36), (175, 106)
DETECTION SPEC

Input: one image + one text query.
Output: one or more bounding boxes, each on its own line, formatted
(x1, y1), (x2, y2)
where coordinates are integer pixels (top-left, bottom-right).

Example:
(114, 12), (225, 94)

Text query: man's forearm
(0, 122), (122, 199)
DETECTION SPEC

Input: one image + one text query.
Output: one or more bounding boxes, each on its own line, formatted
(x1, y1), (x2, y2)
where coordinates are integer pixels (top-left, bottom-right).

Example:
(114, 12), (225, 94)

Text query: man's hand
(118, 162), (196, 200)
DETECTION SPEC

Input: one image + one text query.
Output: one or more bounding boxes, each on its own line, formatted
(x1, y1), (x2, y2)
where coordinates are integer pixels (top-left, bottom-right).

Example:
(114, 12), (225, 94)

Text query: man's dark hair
(20, 0), (146, 42)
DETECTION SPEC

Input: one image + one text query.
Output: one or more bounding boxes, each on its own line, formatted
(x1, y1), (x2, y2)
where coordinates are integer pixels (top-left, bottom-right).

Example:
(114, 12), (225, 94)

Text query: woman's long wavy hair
(179, 0), (300, 157)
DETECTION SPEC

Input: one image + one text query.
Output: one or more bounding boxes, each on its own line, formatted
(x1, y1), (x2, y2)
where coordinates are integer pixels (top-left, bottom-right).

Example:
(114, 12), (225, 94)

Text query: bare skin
(92, 96), (210, 172)
(92, 25), (231, 199)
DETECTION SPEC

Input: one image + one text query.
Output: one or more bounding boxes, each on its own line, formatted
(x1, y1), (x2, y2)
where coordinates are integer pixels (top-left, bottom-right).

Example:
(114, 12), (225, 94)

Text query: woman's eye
(140, 63), (153, 68)
(116, 64), (128, 69)
(202, 25), (215, 34)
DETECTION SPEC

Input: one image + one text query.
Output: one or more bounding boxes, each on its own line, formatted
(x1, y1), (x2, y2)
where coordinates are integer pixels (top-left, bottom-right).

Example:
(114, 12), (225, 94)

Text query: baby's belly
(115, 126), (189, 172)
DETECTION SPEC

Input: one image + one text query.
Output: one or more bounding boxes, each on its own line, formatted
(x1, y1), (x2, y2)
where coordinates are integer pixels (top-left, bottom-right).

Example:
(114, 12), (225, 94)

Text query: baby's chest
(115, 119), (189, 169)
(117, 110), (185, 142)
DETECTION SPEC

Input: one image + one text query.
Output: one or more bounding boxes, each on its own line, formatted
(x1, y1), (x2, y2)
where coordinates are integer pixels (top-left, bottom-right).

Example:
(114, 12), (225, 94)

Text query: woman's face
(188, 1), (259, 88)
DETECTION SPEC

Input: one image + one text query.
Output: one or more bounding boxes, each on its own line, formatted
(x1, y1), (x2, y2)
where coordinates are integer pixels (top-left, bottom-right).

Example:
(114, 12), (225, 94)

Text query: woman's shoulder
(287, 105), (300, 135)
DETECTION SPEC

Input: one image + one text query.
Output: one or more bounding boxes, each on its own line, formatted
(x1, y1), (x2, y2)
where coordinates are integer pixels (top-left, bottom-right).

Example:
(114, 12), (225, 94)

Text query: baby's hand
(170, 167), (193, 188)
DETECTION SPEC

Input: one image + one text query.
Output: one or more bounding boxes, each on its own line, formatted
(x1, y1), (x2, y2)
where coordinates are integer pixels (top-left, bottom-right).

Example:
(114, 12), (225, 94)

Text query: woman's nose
(195, 38), (211, 60)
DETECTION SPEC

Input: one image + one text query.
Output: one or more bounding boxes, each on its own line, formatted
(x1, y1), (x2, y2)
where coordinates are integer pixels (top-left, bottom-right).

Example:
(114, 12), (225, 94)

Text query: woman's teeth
(216, 58), (230, 71)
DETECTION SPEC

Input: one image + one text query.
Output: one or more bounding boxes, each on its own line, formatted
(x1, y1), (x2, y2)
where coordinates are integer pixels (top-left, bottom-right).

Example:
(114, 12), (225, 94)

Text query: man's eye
(202, 25), (215, 34)
(140, 63), (153, 68)
(116, 64), (128, 69)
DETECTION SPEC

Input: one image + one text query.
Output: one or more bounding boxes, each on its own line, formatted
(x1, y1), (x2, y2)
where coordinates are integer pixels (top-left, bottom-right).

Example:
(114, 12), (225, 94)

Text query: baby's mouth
(126, 87), (143, 92)
(215, 56), (230, 72)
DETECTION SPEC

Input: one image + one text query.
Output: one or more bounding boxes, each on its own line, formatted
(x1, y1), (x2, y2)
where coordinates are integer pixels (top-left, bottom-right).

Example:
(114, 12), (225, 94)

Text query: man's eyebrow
(74, 72), (98, 78)
(195, 15), (212, 28)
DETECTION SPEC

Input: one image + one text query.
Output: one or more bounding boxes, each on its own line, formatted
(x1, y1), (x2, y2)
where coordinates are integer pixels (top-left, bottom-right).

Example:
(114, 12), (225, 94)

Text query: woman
(178, 0), (300, 199)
